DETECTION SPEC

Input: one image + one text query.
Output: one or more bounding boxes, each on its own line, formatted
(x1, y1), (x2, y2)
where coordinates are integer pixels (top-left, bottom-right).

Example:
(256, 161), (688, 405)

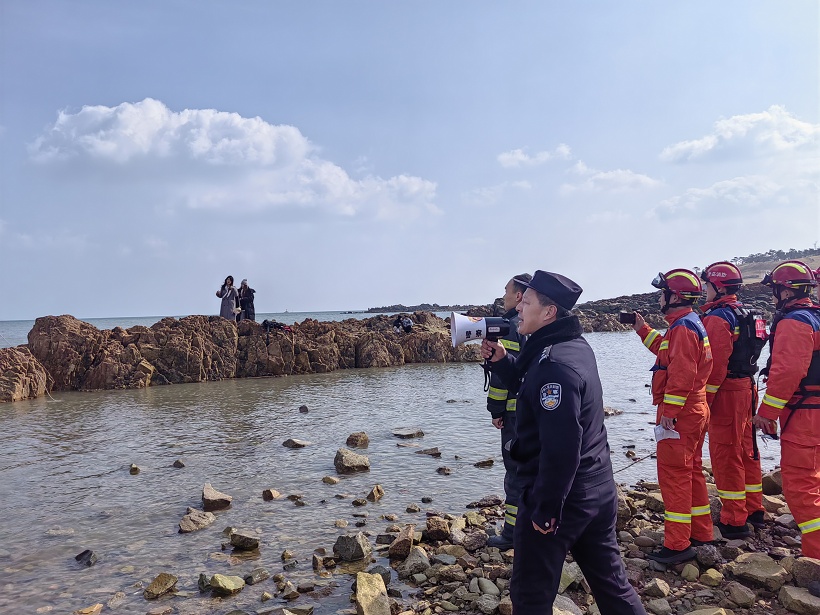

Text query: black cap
(514, 270), (583, 309)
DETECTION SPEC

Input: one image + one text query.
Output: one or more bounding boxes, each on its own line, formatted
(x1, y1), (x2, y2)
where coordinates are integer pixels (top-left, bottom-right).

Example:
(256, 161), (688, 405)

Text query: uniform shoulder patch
(540, 383), (561, 410)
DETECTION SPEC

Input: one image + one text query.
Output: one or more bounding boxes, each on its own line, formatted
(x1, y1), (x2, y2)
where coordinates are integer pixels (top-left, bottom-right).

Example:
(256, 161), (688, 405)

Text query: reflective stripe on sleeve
(505, 399), (517, 412)
(505, 504), (518, 515)
(717, 490), (746, 501)
(799, 518), (820, 534)
(499, 339), (520, 352)
(659, 340), (670, 350)
(488, 387), (508, 401)
(664, 511), (692, 524)
(691, 505), (711, 517)
(663, 393), (687, 406)
(504, 514), (517, 526)
(706, 384), (720, 394)
(745, 483), (762, 493)
(643, 330), (661, 349)
(762, 394), (788, 410)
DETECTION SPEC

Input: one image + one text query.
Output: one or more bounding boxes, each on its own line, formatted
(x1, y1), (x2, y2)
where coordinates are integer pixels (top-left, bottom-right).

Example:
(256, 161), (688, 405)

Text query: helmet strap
(660, 289), (674, 314)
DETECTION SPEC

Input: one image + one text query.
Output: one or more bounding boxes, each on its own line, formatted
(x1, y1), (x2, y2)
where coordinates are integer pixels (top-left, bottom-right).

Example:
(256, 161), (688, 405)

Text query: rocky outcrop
(0, 346), (51, 402)
(15, 312), (480, 396)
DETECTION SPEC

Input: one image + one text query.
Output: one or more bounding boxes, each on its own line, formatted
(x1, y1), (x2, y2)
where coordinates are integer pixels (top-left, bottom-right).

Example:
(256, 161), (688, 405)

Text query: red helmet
(762, 260), (818, 290)
(701, 261), (743, 290)
(651, 268), (703, 301)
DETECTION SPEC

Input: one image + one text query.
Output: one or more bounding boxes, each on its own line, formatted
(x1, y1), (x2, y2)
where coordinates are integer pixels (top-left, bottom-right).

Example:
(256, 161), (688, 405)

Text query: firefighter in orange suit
(700, 262), (765, 539)
(631, 269), (714, 564)
(752, 260), (820, 558)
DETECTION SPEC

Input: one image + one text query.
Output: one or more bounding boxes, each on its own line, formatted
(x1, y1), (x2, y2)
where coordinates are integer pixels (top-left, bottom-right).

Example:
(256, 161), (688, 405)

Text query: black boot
(646, 546), (696, 564)
(746, 510), (766, 530)
(487, 522), (514, 550)
(717, 521), (752, 539)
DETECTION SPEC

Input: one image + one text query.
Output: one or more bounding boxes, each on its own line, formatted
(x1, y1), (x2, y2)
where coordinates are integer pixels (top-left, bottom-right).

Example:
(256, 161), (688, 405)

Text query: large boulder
(727, 552), (789, 590)
(388, 524), (415, 559)
(779, 585), (820, 614)
(0, 346), (52, 403)
(355, 572), (390, 615)
(793, 558), (820, 589)
(333, 533), (372, 561)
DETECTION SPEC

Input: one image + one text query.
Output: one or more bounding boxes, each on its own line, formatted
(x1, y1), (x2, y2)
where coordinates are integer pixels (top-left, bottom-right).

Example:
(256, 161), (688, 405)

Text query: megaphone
(450, 312), (511, 347)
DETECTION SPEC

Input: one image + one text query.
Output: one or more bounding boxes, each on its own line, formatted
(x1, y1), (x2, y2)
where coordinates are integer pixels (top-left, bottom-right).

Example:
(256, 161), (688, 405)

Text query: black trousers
(501, 412), (523, 515)
(511, 474), (646, 615)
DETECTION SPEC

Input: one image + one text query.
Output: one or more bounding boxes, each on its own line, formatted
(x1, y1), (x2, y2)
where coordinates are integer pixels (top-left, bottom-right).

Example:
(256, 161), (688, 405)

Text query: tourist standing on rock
(630, 269), (714, 564)
(238, 279), (256, 322)
(699, 261), (766, 539)
(485, 273), (530, 550)
(216, 276), (240, 320)
(481, 271), (645, 615)
(752, 260), (820, 558)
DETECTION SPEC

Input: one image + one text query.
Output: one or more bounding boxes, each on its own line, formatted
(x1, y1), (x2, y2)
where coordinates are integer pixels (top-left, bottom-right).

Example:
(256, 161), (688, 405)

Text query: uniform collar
(663, 306), (694, 326)
(783, 297), (817, 311)
(702, 295), (739, 313)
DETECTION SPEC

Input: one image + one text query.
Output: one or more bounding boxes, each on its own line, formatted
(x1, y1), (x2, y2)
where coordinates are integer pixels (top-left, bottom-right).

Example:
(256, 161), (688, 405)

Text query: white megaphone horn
(450, 312), (511, 347)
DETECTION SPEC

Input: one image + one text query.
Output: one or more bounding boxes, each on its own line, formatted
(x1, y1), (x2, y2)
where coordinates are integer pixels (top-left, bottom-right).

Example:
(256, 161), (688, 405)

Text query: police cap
(514, 270), (583, 310)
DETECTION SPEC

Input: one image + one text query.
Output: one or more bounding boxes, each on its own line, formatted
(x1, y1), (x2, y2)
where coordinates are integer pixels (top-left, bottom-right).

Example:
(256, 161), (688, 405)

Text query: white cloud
(462, 180), (532, 207)
(560, 160), (662, 194)
(660, 105), (820, 163)
(28, 98), (438, 219)
(497, 144), (572, 168)
(653, 174), (795, 218)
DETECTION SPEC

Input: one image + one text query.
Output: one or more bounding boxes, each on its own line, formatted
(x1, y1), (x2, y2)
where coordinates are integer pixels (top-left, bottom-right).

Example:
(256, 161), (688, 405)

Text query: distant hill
(730, 248), (820, 282)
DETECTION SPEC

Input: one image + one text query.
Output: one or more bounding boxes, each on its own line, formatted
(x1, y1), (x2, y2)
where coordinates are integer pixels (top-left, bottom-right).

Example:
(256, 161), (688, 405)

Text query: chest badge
(540, 383), (562, 411)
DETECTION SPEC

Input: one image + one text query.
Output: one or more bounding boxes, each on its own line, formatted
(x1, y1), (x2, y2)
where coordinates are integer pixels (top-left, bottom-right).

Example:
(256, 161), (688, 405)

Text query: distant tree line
(730, 246), (820, 265)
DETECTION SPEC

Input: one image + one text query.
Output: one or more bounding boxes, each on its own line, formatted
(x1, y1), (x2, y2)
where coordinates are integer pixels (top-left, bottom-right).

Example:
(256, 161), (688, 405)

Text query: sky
(0, 1), (818, 320)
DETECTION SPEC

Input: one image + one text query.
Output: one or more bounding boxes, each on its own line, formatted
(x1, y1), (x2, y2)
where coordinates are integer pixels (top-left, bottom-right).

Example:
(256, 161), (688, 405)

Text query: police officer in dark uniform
(486, 273), (531, 549)
(481, 271), (646, 615)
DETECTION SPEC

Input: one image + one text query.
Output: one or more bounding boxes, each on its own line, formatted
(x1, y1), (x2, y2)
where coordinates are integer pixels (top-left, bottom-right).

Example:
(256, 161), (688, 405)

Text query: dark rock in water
(346, 431), (370, 448)
(129, 464), (140, 475)
(299, 405), (309, 413)
(353, 498), (368, 507)
(406, 503), (421, 513)
(393, 427), (424, 439)
(230, 530), (260, 550)
(367, 485), (384, 502)
(75, 549), (97, 566)
(172, 459), (185, 468)
(334, 448), (371, 474)
(210, 573), (245, 596)
(421, 496), (433, 503)
(244, 567), (270, 585)
(436, 467), (452, 475)
(603, 406), (623, 417)
(262, 488), (282, 501)
(202, 482), (232, 511)
(283, 438), (311, 448)
(474, 458), (494, 468)
(198, 572), (210, 592)
(143, 572), (178, 599)
(333, 532), (372, 561)
(467, 495), (504, 508)
(283, 558), (298, 570)
(416, 448), (441, 457)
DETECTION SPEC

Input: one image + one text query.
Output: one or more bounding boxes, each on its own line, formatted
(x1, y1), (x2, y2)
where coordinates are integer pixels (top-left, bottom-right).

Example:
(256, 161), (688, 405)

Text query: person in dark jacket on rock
(486, 273), (531, 550)
(238, 279), (256, 322)
(481, 270), (646, 615)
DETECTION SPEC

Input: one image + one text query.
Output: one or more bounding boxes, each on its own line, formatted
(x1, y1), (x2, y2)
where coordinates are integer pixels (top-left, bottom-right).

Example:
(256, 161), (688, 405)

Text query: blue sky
(1, 1), (818, 319)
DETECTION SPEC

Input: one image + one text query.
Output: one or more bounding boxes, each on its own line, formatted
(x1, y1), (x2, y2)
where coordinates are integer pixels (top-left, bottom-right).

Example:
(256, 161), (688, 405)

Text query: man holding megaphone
(481, 271), (645, 615)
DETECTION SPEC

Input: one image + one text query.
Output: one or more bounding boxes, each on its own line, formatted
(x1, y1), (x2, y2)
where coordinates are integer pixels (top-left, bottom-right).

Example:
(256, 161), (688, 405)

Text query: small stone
(634, 536), (656, 548)
(477, 577), (500, 596)
(210, 573), (245, 596)
(129, 463), (140, 475)
(407, 503), (421, 513)
(73, 606), (103, 615)
(389, 524), (416, 559)
(699, 568), (723, 587)
(681, 563), (700, 582)
(283, 438), (311, 448)
(498, 596), (513, 615)
(475, 594), (500, 615)
(474, 458), (494, 468)
(392, 427), (424, 439)
(74, 549), (97, 566)
(172, 459), (185, 468)
(230, 530), (260, 550)
(143, 572), (178, 599)
(202, 482), (232, 511)
(353, 498), (368, 506)
(644, 578), (670, 598)
(297, 581), (316, 592)
(179, 508), (216, 533)
(725, 581), (755, 608)
(421, 496), (433, 503)
(367, 485), (385, 502)
(646, 598), (672, 615)
(261, 591), (273, 601)
(334, 532), (372, 561)
(347, 432), (370, 448)
(198, 572), (210, 592)
(323, 476), (341, 484)
(335, 448), (371, 474)
(436, 467), (452, 475)
(263, 488), (282, 500)
(299, 404), (309, 412)
(335, 519), (349, 528)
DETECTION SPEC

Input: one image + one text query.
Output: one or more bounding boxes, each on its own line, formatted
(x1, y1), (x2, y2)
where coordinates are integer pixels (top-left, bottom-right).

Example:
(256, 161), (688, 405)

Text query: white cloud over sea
(497, 144), (572, 168)
(28, 98), (440, 220)
(560, 161), (663, 194)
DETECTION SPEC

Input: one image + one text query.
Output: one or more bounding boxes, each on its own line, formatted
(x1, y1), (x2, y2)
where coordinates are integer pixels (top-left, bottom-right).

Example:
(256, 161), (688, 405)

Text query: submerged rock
(283, 438), (311, 448)
(74, 549), (97, 567)
(202, 483), (232, 511)
(347, 432), (370, 448)
(392, 428), (424, 439)
(335, 448), (371, 474)
(210, 573), (245, 596)
(143, 572), (178, 599)
(179, 508), (216, 533)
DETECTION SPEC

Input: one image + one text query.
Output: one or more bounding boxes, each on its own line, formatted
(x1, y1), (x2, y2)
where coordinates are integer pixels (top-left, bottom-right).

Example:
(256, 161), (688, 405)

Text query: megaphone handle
(483, 358), (492, 392)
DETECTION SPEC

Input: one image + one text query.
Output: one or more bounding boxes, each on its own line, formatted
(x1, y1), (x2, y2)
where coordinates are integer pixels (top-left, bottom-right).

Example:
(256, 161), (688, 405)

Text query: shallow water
(0, 331), (779, 613)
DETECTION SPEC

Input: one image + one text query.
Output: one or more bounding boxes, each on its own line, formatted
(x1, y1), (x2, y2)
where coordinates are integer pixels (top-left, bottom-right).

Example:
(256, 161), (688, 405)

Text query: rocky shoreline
(64, 429), (818, 615)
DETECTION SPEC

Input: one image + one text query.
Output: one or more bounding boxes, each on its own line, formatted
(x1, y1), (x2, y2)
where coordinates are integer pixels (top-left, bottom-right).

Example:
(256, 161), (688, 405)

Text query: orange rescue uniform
(757, 298), (820, 558)
(701, 296), (763, 526)
(638, 308), (714, 551)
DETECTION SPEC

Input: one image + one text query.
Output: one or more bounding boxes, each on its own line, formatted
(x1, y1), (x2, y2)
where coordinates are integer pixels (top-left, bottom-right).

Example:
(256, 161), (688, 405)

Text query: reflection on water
(0, 332), (779, 613)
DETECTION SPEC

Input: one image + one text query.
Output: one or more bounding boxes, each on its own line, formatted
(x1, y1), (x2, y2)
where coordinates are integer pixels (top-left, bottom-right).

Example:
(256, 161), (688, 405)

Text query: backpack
(726, 305), (767, 377)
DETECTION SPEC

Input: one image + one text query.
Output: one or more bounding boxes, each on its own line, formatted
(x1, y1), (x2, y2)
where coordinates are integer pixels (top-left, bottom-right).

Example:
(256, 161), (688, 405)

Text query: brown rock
(426, 516), (451, 541)
(793, 557), (820, 589)
(778, 585), (820, 615)
(202, 482), (232, 511)
(388, 524), (416, 559)
(763, 469), (783, 495)
(367, 485), (385, 502)
(143, 572), (178, 599)
(0, 346), (52, 403)
(335, 448), (371, 474)
(347, 432), (370, 448)
(726, 552), (789, 590)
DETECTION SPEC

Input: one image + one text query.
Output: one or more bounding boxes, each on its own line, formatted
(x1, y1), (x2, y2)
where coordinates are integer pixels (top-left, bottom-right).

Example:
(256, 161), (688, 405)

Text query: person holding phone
(216, 276), (240, 320)
(631, 269), (713, 564)
(752, 260), (820, 558)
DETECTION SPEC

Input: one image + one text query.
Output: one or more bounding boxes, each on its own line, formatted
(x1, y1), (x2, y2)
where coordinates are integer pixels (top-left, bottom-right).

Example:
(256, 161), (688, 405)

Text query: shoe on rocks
(747, 510), (766, 530)
(487, 533), (514, 550)
(717, 521), (752, 539)
(690, 538), (715, 547)
(646, 546), (696, 564)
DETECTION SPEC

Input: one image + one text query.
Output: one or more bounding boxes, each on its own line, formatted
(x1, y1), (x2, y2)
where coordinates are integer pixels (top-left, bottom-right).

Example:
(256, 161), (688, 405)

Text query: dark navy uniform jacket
(486, 308), (526, 418)
(490, 315), (612, 529)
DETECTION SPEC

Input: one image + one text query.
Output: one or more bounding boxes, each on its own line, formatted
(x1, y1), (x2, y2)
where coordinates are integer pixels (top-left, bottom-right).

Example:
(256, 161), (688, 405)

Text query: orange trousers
(781, 440), (820, 558)
(657, 415), (713, 551)
(708, 379), (763, 526)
